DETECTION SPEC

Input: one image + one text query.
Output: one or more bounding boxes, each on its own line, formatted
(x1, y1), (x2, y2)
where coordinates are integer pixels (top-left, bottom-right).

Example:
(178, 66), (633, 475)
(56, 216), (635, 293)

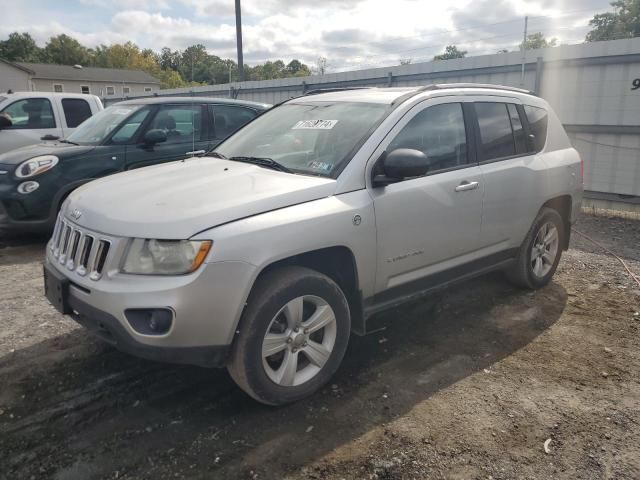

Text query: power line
(575, 136), (640, 151)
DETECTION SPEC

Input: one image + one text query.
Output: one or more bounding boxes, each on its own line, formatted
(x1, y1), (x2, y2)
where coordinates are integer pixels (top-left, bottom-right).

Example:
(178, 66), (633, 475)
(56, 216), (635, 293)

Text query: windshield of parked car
(214, 101), (389, 177)
(66, 104), (145, 145)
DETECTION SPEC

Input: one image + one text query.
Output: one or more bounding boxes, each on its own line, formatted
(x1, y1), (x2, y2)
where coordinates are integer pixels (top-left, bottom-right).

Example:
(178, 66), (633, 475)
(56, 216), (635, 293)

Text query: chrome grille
(50, 216), (111, 281)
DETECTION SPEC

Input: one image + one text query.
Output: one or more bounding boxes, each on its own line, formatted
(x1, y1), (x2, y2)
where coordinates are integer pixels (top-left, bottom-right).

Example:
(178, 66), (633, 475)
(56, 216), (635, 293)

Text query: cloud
(1, 0), (615, 71)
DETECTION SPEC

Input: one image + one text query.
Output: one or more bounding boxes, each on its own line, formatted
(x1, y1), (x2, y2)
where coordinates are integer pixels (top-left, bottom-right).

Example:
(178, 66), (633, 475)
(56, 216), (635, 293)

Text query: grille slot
(89, 240), (110, 280)
(50, 216), (112, 281)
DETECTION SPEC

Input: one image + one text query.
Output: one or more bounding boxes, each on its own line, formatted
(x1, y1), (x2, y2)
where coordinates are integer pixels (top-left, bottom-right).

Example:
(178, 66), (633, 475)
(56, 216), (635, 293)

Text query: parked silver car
(43, 84), (583, 405)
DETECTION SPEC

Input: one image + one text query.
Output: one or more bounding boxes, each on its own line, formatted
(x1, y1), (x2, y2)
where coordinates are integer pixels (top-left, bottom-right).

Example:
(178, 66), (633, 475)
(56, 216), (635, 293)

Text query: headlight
(122, 239), (212, 275)
(16, 155), (59, 178)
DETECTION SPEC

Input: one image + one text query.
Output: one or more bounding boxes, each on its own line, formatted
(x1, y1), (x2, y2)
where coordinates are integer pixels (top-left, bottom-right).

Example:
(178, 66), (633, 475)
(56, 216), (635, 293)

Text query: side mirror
(373, 148), (429, 187)
(0, 115), (12, 129)
(143, 129), (167, 145)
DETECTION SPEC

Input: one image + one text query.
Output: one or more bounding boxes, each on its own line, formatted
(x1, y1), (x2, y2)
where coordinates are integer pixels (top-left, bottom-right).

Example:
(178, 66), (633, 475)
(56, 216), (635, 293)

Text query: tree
(0, 32), (41, 62)
(285, 59), (310, 76)
(159, 47), (181, 71)
(399, 58), (412, 65)
(42, 34), (90, 65)
(586, 0), (640, 41)
(520, 32), (557, 50)
(433, 45), (467, 61)
(314, 57), (329, 75)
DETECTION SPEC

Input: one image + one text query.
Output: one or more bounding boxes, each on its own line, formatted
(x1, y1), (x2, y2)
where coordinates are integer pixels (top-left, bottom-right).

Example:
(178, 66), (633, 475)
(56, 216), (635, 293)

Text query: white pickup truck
(0, 92), (103, 154)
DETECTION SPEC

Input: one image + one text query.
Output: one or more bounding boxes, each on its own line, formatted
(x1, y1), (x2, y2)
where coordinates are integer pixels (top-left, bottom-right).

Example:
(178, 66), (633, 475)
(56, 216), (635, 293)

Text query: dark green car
(0, 97), (269, 234)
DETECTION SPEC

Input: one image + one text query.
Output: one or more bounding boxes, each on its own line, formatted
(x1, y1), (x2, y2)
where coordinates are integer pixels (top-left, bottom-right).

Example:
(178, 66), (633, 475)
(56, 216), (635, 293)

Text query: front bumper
(67, 292), (230, 367)
(44, 230), (257, 366)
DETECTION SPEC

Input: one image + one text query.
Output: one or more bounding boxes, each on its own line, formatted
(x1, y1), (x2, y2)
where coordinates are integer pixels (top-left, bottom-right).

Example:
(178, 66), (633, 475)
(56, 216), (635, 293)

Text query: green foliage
(0, 31), (312, 89)
(433, 45), (467, 61)
(586, 0), (640, 41)
(520, 32), (558, 50)
(42, 34), (91, 65)
(0, 32), (41, 62)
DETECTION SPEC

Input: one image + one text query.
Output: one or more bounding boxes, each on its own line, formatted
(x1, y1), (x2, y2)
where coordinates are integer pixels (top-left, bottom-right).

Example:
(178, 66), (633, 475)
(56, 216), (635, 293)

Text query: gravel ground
(0, 213), (639, 480)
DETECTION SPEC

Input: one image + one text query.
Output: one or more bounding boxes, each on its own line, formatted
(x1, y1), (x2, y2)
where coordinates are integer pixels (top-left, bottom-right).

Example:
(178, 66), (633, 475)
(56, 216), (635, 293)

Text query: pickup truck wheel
(506, 207), (564, 289)
(227, 266), (351, 405)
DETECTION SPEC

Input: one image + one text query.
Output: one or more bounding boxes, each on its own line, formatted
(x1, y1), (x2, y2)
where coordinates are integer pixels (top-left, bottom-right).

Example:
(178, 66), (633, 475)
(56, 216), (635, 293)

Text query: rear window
(475, 102), (516, 161)
(523, 105), (548, 152)
(62, 98), (93, 128)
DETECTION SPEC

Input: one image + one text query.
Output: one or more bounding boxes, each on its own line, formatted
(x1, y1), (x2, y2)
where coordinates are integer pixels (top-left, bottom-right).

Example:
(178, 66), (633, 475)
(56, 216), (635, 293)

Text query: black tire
(506, 207), (565, 289)
(227, 266), (351, 405)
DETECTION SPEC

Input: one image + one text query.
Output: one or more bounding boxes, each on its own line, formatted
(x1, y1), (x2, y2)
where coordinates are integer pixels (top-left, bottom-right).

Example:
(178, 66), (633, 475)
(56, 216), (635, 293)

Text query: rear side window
(475, 103), (516, 161)
(0, 98), (56, 129)
(62, 98), (92, 128)
(212, 105), (258, 139)
(523, 105), (548, 152)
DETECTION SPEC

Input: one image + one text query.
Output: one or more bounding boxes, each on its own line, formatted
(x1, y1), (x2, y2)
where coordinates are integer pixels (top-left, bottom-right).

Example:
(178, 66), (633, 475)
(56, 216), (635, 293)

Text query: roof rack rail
(303, 87), (372, 96)
(391, 83), (536, 106)
(430, 83), (536, 95)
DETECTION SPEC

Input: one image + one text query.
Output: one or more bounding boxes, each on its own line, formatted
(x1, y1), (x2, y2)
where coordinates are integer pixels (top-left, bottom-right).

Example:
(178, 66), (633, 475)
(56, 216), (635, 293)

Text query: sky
(2, 0), (614, 71)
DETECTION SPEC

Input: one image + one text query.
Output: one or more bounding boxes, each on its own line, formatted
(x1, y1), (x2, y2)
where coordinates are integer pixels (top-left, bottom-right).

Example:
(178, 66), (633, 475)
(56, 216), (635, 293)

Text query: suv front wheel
(228, 266), (351, 405)
(507, 207), (565, 289)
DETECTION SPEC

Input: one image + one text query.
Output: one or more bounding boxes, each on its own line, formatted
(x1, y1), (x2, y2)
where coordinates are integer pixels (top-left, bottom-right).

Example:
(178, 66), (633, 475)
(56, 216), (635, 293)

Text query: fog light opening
(125, 308), (173, 335)
(17, 181), (40, 194)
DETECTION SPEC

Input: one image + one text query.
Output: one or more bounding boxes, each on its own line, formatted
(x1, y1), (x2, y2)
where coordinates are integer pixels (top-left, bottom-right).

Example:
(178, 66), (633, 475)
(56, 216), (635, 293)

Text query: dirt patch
(1, 214), (639, 480)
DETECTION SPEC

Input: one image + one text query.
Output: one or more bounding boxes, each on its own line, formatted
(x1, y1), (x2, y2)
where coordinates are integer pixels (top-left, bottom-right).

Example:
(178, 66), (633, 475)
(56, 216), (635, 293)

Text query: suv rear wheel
(506, 207), (565, 289)
(227, 266), (351, 405)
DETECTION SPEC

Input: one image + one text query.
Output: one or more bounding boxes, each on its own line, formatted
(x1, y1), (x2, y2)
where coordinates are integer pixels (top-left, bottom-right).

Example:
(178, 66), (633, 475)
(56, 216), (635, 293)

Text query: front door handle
(186, 150), (206, 156)
(455, 181), (480, 192)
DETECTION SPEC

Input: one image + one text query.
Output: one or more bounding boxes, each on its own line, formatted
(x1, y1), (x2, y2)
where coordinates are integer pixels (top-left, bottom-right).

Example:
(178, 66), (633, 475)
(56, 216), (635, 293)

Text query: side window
(507, 104), (527, 154)
(475, 102), (516, 161)
(111, 108), (151, 144)
(523, 105), (549, 153)
(0, 98), (56, 129)
(62, 98), (92, 128)
(387, 102), (468, 173)
(212, 105), (257, 139)
(146, 105), (204, 143)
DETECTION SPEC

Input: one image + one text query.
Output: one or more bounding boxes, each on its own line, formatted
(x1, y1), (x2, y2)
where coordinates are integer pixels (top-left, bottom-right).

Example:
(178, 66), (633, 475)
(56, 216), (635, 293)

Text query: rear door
(472, 98), (549, 250)
(124, 103), (209, 170)
(0, 97), (62, 152)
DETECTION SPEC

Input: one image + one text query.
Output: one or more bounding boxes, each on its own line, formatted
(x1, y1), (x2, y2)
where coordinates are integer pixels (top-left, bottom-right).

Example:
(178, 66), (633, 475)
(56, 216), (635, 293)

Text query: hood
(65, 157), (337, 238)
(0, 142), (95, 166)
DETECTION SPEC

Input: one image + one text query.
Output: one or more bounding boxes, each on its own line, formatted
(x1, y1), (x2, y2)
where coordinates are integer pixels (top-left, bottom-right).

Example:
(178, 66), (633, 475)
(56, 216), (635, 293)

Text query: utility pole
(520, 15), (528, 87)
(235, 0), (244, 82)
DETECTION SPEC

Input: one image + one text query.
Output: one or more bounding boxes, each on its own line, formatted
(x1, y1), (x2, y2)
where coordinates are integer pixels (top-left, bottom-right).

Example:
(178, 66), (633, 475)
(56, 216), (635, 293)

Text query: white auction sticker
(292, 119), (338, 130)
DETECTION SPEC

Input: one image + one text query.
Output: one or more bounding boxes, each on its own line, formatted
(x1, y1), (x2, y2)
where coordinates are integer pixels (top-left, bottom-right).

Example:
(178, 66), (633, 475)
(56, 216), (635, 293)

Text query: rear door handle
(455, 181), (480, 192)
(186, 150), (206, 156)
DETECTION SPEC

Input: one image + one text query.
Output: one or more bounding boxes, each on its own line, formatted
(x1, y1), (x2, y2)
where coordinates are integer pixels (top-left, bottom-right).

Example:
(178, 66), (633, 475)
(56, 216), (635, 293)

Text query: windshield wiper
(228, 156), (293, 173)
(58, 139), (80, 146)
(208, 151), (227, 159)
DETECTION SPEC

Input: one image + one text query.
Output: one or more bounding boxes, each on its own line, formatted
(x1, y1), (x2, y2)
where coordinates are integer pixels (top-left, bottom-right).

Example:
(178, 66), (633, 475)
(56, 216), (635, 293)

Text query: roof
(16, 63), (160, 85)
(290, 84), (537, 105)
(0, 58), (34, 75)
(114, 96), (270, 109)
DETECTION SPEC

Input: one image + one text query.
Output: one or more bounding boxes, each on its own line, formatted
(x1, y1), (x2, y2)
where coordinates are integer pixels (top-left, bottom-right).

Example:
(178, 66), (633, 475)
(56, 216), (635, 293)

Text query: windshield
(215, 101), (389, 177)
(66, 104), (144, 145)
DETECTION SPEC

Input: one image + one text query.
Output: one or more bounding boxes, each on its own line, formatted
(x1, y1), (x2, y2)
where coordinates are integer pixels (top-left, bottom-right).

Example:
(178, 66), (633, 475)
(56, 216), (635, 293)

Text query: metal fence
(107, 37), (640, 200)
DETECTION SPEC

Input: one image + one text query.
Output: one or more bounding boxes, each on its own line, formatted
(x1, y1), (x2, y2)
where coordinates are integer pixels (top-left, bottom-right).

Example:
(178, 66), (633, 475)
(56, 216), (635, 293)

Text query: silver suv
(43, 84), (583, 405)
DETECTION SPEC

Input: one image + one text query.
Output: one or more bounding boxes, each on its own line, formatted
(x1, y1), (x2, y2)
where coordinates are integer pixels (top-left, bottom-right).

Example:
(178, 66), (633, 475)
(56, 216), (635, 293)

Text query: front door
(369, 100), (484, 296)
(125, 103), (209, 170)
(0, 97), (61, 152)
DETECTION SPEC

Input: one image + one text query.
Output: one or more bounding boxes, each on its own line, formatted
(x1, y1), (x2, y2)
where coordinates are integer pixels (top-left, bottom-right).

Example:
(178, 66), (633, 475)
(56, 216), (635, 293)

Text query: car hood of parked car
(64, 156), (337, 239)
(0, 142), (95, 166)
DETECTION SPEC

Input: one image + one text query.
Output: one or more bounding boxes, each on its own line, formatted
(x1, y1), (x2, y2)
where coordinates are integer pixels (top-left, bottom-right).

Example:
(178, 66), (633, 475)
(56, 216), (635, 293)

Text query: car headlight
(15, 155), (59, 178)
(122, 239), (212, 275)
